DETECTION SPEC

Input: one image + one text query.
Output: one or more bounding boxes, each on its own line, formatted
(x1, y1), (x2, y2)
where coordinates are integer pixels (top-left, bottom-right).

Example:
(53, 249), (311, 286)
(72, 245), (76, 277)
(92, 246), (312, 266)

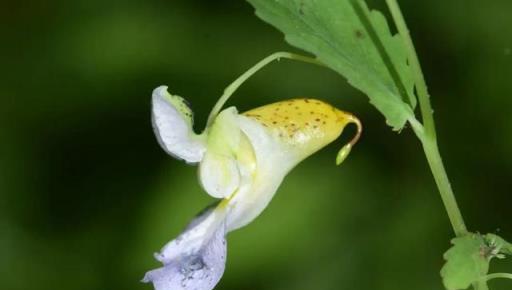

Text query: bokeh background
(1, 0), (512, 289)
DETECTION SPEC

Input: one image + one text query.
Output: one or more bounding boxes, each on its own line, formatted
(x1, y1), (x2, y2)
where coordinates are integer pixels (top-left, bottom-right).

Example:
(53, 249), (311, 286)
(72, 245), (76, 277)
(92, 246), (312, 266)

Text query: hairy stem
(421, 137), (467, 236)
(385, 0), (467, 237)
(385, 0), (436, 139)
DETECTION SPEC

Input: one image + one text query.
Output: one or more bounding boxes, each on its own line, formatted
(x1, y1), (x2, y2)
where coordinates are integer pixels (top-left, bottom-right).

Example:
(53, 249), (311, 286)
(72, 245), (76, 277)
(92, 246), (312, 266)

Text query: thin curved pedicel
(145, 52), (362, 290)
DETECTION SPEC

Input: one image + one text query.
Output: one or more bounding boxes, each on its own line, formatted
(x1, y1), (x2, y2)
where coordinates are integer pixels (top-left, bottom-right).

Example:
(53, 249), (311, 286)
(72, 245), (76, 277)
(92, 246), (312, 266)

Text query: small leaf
(246, 0), (416, 130)
(441, 234), (489, 290)
(485, 233), (512, 256)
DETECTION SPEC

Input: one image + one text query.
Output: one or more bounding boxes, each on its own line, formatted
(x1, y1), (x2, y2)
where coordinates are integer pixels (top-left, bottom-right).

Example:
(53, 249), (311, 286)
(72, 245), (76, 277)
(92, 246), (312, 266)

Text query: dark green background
(1, 0), (511, 289)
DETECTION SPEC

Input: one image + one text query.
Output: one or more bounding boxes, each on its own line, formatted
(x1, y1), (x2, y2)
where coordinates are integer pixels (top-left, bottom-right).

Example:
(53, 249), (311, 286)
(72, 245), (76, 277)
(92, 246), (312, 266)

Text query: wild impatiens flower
(142, 52), (362, 290)
(142, 84), (362, 290)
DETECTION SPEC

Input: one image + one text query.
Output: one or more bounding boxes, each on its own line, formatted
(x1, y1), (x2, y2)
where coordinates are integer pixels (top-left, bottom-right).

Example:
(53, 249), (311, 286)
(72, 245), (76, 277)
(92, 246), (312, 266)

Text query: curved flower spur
(143, 52), (362, 290)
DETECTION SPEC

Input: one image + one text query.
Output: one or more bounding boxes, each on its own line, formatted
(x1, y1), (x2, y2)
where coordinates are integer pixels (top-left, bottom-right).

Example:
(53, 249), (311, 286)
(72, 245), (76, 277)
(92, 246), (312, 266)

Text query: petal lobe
(152, 86), (206, 164)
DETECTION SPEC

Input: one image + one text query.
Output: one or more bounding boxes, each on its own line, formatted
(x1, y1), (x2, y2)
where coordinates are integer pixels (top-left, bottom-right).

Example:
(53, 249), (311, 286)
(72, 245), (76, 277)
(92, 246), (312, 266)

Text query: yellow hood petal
(224, 98), (361, 231)
(243, 98), (359, 162)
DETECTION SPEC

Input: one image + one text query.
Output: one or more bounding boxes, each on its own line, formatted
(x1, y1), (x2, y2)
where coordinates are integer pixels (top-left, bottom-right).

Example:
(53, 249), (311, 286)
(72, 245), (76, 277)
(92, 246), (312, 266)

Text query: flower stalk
(206, 52), (323, 126)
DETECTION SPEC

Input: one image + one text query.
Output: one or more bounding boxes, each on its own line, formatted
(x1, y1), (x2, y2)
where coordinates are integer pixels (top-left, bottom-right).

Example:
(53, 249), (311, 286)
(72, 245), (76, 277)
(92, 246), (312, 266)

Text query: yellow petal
(243, 98), (360, 161)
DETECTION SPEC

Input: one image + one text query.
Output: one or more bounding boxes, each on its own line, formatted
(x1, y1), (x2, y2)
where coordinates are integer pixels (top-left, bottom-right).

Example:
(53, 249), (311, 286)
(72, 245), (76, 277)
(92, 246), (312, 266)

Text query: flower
(143, 85), (361, 290)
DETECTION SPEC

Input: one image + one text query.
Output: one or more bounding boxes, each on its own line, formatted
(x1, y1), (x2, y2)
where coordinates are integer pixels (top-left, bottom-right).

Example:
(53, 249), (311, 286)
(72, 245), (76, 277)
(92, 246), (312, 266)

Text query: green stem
(385, 0), (467, 236)
(385, 0), (436, 139)
(420, 136), (467, 236)
(206, 52), (323, 127)
(385, 0), (475, 287)
(485, 273), (512, 281)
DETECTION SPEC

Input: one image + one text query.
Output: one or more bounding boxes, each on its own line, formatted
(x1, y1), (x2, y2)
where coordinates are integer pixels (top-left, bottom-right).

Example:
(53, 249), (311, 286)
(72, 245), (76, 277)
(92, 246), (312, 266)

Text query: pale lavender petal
(143, 206), (227, 290)
(155, 205), (225, 264)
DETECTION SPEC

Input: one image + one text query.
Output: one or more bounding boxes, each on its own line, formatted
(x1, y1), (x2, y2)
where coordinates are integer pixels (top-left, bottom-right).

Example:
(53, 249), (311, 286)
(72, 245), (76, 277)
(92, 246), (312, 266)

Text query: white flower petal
(199, 152), (240, 199)
(143, 205), (227, 290)
(152, 86), (206, 164)
(224, 115), (294, 231)
(199, 107), (243, 199)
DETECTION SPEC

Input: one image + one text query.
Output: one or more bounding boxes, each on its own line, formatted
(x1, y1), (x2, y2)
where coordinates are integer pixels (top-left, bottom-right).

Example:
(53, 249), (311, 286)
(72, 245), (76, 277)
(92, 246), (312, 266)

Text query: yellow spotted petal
(243, 98), (361, 162)
(223, 98), (361, 231)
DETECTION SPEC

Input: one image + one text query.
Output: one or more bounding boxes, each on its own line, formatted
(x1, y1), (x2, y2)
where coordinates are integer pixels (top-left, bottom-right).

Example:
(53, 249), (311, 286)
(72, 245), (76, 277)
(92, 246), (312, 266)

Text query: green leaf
(441, 234), (489, 290)
(246, 0), (416, 130)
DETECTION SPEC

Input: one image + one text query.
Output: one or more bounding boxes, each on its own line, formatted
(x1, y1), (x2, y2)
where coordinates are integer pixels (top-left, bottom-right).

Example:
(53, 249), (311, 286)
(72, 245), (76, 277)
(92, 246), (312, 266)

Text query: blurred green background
(1, 0), (511, 289)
